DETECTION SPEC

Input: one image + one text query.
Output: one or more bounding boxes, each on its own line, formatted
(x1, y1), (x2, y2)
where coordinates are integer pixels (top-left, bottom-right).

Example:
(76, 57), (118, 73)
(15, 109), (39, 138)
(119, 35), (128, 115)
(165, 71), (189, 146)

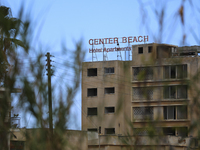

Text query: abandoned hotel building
(82, 43), (200, 148)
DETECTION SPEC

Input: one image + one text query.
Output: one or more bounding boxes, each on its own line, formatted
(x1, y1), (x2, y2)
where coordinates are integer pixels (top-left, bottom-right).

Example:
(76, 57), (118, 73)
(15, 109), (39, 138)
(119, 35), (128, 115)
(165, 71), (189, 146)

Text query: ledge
(132, 99), (189, 103)
(131, 78), (189, 83)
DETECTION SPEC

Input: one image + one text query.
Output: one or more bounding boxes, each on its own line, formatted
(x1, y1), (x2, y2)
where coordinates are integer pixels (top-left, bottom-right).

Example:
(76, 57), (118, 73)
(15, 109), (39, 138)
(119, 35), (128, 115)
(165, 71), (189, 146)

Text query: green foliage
(0, 5), (85, 150)
(0, 6), (26, 87)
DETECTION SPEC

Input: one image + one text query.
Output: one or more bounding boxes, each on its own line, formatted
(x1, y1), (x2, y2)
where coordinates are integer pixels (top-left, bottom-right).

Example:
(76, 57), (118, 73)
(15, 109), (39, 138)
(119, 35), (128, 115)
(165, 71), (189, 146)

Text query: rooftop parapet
(172, 46), (200, 57)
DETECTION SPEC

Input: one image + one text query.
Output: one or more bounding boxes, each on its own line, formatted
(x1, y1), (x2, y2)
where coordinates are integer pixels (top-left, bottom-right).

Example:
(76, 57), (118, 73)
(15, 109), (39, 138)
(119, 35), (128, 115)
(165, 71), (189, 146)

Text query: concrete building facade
(8, 43), (200, 150)
(82, 43), (200, 149)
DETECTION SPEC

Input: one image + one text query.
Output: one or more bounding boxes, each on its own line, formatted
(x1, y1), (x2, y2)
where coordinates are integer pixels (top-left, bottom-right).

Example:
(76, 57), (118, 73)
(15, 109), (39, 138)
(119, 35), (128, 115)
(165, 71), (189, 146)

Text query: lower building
(10, 128), (88, 150)
(10, 129), (198, 150)
(0, 87), (21, 150)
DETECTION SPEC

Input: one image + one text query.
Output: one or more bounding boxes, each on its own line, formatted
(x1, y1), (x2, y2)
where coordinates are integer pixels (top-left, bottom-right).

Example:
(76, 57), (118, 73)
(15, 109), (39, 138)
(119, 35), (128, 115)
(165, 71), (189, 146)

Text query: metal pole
(47, 52), (53, 142)
(125, 43), (126, 61)
(92, 44), (93, 62)
(103, 44), (104, 61)
(129, 42), (131, 61)
(99, 134), (100, 150)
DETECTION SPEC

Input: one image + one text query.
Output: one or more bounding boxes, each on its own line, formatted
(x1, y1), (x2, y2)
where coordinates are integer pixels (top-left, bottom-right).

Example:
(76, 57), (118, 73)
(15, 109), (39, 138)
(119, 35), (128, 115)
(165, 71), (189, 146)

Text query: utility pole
(46, 52), (53, 142)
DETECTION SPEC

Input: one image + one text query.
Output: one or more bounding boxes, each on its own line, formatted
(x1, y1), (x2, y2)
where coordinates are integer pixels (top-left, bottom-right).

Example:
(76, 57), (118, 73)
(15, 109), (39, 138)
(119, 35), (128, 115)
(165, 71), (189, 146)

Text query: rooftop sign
(89, 47), (131, 53)
(89, 36), (148, 53)
(89, 36), (148, 45)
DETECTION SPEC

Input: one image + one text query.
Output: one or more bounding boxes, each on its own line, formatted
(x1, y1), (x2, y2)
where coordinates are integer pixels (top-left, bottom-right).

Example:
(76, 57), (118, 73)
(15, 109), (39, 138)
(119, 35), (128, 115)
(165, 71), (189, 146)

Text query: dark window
(177, 65), (187, 78)
(138, 47), (143, 54)
(164, 66), (169, 79)
(177, 85), (187, 99)
(10, 141), (25, 150)
(163, 127), (175, 135)
(177, 106), (187, 119)
(148, 46), (152, 53)
(180, 52), (196, 56)
(135, 128), (161, 136)
(105, 107), (115, 113)
(87, 88), (97, 97)
(164, 86), (187, 99)
(194, 138), (198, 147)
(164, 86), (176, 99)
(171, 66), (176, 78)
(105, 87), (115, 94)
(104, 67), (114, 74)
(133, 67), (153, 81)
(88, 128), (98, 132)
(164, 106), (176, 119)
(87, 68), (97, 76)
(164, 106), (187, 120)
(133, 107), (153, 120)
(87, 108), (97, 116)
(134, 128), (148, 135)
(132, 87), (153, 100)
(164, 65), (187, 79)
(177, 127), (188, 137)
(105, 128), (115, 135)
(99, 126), (101, 134)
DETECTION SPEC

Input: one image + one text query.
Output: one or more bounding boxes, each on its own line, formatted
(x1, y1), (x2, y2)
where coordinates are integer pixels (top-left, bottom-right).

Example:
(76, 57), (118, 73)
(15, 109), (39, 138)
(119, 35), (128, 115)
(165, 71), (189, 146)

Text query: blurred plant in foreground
(0, 4), (85, 150)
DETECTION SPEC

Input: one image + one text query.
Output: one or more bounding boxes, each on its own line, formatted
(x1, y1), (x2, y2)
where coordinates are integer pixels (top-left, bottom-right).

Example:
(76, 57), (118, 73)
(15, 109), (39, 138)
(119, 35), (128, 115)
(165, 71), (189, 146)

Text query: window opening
(177, 127), (188, 137)
(87, 68), (97, 76)
(99, 126), (101, 134)
(105, 87), (115, 94)
(177, 85), (187, 99)
(105, 128), (115, 134)
(148, 46), (152, 53)
(10, 141), (25, 150)
(134, 128), (148, 135)
(177, 106), (187, 119)
(135, 128), (161, 136)
(133, 67), (153, 81)
(133, 107), (153, 120)
(164, 65), (187, 79)
(177, 65), (187, 78)
(132, 87), (153, 100)
(88, 128), (98, 132)
(164, 66), (169, 79)
(105, 107), (115, 113)
(171, 66), (176, 78)
(104, 67), (114, 74)
(164, 106), (175, 119)
(138, 47), (143, 54)
(164, 86), (176, 99)
(164, 86), (187, 99)
(87, 108), (97, 116)
(87, 88), (97, 97)
(164, 106), (187, 120)
(163, 127), (175, 136)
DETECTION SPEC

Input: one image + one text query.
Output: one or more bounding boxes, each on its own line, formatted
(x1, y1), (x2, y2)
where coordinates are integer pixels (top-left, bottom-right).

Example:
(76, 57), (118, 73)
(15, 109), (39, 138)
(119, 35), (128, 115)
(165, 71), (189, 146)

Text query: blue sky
(2, 0), (200, 129)
(2, 0), (200, 59)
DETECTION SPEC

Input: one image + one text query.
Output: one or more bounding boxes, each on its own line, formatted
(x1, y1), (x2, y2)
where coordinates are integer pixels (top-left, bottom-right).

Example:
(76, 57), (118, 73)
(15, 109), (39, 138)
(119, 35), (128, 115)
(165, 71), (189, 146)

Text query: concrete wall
(82, 61), (131, 135)
(88, 134), (196, 150)
(11, 129), (88, 150)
